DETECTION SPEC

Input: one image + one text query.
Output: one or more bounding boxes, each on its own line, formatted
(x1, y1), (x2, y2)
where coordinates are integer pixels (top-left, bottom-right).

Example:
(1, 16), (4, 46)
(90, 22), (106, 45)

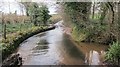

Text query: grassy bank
(0, 23), (34, 34)
(1, 25), (55, 60)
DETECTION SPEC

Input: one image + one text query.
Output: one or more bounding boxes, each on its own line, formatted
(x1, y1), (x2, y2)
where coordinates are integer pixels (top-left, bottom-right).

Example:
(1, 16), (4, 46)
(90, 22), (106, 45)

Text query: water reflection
(62, 34), (84, 60)
(85, 50), (106, 65)
(33, 45), (49, 50)
(37, 39), (49, 45)
(75, 42), (108, 65)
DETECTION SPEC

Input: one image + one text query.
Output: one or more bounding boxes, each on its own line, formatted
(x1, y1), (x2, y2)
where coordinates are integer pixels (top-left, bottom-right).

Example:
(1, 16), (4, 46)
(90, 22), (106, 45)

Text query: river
(17, 21), (108, 65)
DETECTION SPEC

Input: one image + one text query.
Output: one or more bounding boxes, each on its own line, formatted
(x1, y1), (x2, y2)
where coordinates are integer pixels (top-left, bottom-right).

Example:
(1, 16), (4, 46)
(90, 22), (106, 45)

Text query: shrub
(106, 41), (120, 65)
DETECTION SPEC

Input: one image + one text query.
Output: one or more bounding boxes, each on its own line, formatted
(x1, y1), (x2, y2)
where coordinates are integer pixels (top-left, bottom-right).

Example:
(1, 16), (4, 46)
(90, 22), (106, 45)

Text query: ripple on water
(37, 39), (49, 45)
(31, 38), (49, 56)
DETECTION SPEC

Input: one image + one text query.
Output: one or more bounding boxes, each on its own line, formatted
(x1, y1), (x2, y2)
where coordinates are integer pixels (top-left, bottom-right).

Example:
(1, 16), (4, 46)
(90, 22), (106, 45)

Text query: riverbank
(2, 23), (110, 66)
(63, 26), (109, 65)
(1, 26), (55, 61)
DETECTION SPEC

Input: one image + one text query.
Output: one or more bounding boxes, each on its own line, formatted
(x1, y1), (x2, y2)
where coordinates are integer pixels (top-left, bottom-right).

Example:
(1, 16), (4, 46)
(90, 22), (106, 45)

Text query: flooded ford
(17, 21), (108, 65)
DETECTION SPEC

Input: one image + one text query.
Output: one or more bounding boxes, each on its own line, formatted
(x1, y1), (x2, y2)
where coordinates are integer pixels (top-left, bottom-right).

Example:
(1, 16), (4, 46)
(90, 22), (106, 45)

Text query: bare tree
(2, 13), (6, 39)
(0, 1), (6, 39)
(118, 2), (120, 41)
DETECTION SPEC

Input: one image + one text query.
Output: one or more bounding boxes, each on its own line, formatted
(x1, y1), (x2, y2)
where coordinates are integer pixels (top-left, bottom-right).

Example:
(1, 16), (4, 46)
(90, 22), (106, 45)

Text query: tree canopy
(25, 3), (51, 26)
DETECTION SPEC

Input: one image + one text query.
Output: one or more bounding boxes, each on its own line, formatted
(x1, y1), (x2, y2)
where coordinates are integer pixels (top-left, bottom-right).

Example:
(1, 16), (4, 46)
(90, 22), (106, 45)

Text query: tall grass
(5, 23), (34, 34)
(0, 22), (34, 34)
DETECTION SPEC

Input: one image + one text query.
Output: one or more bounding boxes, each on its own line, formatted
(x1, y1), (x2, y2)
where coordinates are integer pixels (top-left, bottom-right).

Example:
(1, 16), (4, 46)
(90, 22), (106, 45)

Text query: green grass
(1, 23), (34, 34)
(89, 14), (101, 20)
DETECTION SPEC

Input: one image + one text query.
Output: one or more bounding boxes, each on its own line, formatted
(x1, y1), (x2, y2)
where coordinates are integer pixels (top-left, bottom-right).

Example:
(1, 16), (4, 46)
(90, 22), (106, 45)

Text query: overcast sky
(0, 0), (58, 15)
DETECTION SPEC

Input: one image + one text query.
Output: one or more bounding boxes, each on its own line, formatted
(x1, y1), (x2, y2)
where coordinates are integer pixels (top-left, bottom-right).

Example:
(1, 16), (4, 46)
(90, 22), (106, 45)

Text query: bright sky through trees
(0, 0), (57, 15)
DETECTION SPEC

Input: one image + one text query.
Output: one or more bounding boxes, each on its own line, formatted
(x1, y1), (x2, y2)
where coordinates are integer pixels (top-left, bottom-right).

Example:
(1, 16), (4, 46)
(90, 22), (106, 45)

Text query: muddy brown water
(17, 21), (108, 65)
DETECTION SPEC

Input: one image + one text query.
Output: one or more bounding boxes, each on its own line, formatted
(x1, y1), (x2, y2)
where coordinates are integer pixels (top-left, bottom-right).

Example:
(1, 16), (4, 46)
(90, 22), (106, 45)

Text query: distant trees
(39, 5), (51, 25)
(28, 3), (39, 26)
(24, 3), (51, 26)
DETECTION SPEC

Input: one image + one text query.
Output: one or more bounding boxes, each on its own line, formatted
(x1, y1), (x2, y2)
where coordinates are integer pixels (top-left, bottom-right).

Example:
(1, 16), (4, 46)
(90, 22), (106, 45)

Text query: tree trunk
(108, 2), (115, 42)
(2, 13), (6, 39)
(118, 2), (120, 41)
(92, 2), (95, 19)
(108, 2), (114, 24)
